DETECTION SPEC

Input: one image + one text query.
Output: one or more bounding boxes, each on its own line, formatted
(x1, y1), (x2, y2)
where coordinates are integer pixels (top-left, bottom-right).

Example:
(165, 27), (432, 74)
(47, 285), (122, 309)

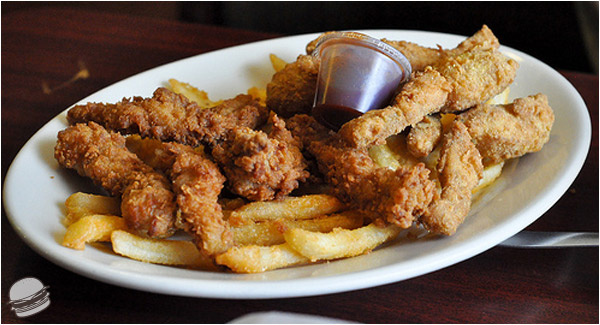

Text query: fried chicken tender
(382, 24), (500, 71)
(420, 120), (483, 235)
(67, 88), (268, 146)
(165, 142), (233, 256)
(212, 112), (309, 201)
(407, 115), (442, 158)
(458, 93), (555, 166)
(54, 122), (177, 238)
(339, 49), (518, 148)
(288, 115), (436, 228)
(266, 54), (320, 118)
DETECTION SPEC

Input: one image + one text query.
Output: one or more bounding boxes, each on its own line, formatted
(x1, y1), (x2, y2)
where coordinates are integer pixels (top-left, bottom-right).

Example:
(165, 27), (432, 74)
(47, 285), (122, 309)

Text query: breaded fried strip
(458, 93), (555, 165)
(289, 115), (436, 228)
(165, 142), (233, 256)
(212, 112), (309, 201)
(420, 120), (483, 235)
(55, 122), (177, 238)
(339, 49), (518, 148)
(67, 88), (269, 146)
(266, 54), (320, 118)
(406, 115), (442, 158)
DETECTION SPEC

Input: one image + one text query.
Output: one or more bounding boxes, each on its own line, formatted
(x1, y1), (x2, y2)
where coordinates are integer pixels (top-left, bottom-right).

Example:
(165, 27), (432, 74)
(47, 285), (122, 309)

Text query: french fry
(62, 214), (126, 250)
(247, 86), (267, 106)
(228, 194), (344, 226)
(269, 53), (287, 72)
(168, 79), (222, 108)
(232, 211), (364, 246)
(284, 223), (402, 262)
(215, 243), (309, 273)
(473, 161), (504, 194)
(64, 192), (120, 226)
(111, 230), (215, 269)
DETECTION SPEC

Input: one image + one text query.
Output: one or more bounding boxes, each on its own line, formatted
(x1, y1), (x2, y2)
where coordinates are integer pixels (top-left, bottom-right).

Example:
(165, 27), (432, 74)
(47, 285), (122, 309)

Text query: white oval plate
(3, 30), (591, 299)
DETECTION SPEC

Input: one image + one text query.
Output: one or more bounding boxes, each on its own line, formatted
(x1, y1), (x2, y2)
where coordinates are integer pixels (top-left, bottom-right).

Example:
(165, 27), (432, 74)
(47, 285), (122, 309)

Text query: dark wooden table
(2, 8), (598, 324)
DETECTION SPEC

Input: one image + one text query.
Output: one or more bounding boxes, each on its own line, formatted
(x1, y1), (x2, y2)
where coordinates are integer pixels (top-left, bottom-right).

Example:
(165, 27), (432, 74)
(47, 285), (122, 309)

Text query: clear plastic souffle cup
(311, 31), (412, 130)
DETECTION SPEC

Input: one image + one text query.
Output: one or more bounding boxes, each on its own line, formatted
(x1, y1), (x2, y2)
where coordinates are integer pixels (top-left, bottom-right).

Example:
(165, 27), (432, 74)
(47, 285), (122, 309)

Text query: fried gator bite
(54, 122), (177, 238)
(212, 112), (309, 201)
(287, 114), (436, 228)
(67, 88), (269, 146)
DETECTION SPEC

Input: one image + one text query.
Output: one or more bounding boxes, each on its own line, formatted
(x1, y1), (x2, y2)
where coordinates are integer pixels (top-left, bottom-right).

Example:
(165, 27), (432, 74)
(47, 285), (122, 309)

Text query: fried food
(67, 88), (269, 146)
(288, 114), (436, 228)
(339, 48), (518, 148)
(458, 93), (555, 165)
(212, 112), (309, 201)
(266, 54), (320, 118)
(165, 142), (233, 256)
(55, 122), (177, 238)
(420, 120), (483, 235)
(406, 115), (442, 158)
(382, 24), (500, 71)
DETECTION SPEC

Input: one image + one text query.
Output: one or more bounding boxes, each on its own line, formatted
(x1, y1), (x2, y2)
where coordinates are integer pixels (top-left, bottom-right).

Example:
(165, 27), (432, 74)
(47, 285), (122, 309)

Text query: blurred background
(3, 1), (598, 74)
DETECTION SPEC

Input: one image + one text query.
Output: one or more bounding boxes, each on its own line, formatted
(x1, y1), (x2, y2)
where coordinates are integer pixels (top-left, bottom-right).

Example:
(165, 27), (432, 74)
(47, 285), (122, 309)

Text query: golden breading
(54, 122), (177, 238)
(212, 112), (309, 201)
(67, 88), (269, 146)
(458, 93), (555, 166)
(420, 120), (483, 235)
(406, 115), (442, 158)
(165, 142), (233, 257)
(266, 54), (320, 117)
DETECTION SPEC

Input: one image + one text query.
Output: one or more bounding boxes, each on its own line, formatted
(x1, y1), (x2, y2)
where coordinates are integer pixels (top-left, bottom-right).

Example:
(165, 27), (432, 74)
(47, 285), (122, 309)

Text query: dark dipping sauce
(310, 34), (410, 130)
(312, 104), (364, 131)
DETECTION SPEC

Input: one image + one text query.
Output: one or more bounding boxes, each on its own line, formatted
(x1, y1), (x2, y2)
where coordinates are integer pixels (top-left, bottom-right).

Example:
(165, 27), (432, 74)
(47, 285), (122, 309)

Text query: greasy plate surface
(3, 30), (591, 299)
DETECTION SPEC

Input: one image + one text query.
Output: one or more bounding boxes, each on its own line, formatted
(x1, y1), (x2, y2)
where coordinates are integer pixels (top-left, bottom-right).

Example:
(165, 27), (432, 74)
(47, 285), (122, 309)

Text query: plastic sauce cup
(311, 32), (412, 130)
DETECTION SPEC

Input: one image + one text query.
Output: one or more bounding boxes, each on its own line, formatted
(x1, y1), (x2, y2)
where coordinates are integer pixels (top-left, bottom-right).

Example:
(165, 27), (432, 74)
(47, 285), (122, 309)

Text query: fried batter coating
(266, 54), (320, 118)
(165, 142), (233, 256)
(421, 120), (483, 235)
(458, 93), (555, 166)
(339, 67), (451, 148)
(407, 115), (442, 158)
(54, 122), (177, 238)
(67, 88), (268, 146)
(435, 49), (519, 113)
(212, 112), (309, 201)
(288, 115), (436, 227)
(339, 49), (518, 148)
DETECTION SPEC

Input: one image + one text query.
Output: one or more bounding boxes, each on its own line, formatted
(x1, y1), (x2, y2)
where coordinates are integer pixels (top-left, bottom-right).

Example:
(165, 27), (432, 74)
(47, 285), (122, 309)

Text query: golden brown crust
(420, 120), (483, 235)
(266, 54), (320, 118)
(165, 142), (233, 256)
(407, 115), (442, 158)
(55, 122), (177, 238)
(212, 112), (309, 201)
(458, 93), (555, 165)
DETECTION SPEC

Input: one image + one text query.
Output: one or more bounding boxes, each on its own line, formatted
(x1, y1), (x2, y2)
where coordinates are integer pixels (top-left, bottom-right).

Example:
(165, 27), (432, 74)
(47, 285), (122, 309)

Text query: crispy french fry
(168, 79), (222, 108)
(215, 243), (309, 273)
(111, 230), (215, 269)
(64, 192), (120, 226)
(369, 134), (420, 171)
(232, 211), (364, 246)
(284, 223), (401, 262)
(62, 214), (127, 250)
(247, 86), (267, 106)
(269, 53), (287, 72)
(473, 161), (504, 194)
(228, 194), (344, 226)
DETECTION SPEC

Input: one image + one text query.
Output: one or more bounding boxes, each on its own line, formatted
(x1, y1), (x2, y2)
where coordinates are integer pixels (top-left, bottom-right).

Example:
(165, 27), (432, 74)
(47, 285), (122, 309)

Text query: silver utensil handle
(499, 231), (599, 248)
